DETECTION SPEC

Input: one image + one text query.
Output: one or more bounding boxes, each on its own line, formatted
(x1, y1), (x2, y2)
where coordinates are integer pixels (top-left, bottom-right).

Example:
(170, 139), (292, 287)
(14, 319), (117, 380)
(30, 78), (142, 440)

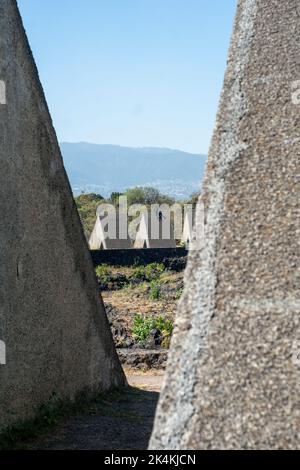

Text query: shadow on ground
(32, 387), (159, 450)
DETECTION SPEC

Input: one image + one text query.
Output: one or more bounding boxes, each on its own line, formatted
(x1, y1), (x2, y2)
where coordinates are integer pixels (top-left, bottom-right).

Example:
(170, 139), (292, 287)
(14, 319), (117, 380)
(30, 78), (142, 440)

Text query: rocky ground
(97, 263), (184, 370)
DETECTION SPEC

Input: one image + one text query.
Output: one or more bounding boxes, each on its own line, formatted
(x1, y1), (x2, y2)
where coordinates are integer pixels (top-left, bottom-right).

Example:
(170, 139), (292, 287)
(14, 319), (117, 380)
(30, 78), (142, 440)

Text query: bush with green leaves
(145, 263), (165, 279)
(130, 263), (165, 284)
(75, 193), (104, 238)
(132, 314), (174, 345)
(149, 281), (161, 300)
(95, 262), (166, 291)
(95, 264), (110, 285)
(95, 264), (128, 290)
(131, 265), (146, 281)
(155, 316), (174, 337)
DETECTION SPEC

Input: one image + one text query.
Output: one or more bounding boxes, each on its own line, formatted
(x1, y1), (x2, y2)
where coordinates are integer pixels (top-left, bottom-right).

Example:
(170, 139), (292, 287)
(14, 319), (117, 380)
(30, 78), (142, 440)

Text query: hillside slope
(60, 142), (206, 199)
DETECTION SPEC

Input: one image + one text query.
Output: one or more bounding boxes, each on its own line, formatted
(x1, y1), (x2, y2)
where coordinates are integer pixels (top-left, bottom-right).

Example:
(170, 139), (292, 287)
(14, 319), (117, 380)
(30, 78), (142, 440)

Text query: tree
(75, 193), (104, 239)
(188, 191), (201, 206)
(124, 187), (175, 206)
(110, 192), (124, 206)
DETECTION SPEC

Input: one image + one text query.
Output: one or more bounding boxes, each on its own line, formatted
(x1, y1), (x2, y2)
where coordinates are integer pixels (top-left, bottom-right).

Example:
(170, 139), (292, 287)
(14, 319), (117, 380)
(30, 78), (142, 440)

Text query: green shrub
(132, 314), (174, 345)
(131, 266), (147, 281)
(149, 280), (161, 300)
(130, 263), (165, 284)
(155, 316), (174, 337)
(95, 262), (166, 291)
(75, 193), (104, 238)
(132, 315), (156, 344)
(145, 263), (165, 280)
(95, 264), (110, 285)
(95, 265), (128, 290)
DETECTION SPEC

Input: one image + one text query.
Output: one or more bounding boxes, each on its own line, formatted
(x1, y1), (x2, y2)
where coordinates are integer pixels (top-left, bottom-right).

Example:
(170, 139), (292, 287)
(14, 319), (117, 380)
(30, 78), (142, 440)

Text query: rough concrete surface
(0, 0), (125, 432)
(150, 0), (300, 449)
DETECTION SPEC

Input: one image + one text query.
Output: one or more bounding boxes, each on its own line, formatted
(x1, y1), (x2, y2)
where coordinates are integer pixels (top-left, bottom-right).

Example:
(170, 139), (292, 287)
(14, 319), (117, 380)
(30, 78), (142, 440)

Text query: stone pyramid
(0, 0), (125, 431)
(151, 0), (300, 450)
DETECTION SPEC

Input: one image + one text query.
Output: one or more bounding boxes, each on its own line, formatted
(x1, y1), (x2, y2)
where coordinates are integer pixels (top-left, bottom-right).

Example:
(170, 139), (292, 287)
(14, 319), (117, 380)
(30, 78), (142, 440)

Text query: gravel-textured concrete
(0, 0), (125, 432)
(150, 0), (300, 450)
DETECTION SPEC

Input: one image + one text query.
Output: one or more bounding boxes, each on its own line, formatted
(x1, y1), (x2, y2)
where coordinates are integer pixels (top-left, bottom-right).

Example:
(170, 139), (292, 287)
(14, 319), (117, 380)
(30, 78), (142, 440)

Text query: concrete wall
(91, 248), (188, 271)
(151, 0), (300, 450)
(0, 0), (125, 431)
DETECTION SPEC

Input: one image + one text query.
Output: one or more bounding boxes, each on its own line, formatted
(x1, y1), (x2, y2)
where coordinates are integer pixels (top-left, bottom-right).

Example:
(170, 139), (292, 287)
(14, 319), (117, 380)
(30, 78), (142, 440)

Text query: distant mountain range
(60, 142), (207, 200)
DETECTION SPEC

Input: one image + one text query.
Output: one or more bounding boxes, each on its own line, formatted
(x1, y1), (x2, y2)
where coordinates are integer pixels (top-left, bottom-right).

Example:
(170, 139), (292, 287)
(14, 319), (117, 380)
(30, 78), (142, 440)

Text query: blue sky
(18, 0), (237, 154)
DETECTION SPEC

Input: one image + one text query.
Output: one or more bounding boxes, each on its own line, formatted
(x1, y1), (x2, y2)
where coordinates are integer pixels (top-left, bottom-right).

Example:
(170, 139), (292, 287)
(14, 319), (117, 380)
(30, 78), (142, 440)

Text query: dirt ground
(125, 369), (164, 392)
(32, 370), (164, 450)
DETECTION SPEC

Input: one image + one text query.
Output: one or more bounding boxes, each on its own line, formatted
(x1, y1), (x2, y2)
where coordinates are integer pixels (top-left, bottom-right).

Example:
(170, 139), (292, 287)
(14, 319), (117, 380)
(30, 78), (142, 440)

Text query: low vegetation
(95, 264), (128, 290)
(75, 193), (104, 238)
(131, 263), (165, 283)
(97, 263), (183, 352)
(132, 314), (174, 346)
(95, 262), (166, 291)
(149, 281), (162, 300)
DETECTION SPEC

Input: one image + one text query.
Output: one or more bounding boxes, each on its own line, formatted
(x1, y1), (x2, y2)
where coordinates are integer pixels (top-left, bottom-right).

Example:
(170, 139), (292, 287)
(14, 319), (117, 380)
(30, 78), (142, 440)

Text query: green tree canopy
(124, 187), (175, 206)
(75, 193), (104, 239)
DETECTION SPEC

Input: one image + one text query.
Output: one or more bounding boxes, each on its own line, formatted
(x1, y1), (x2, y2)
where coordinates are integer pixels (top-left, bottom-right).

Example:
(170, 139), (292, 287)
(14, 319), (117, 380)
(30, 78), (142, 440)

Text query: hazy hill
(60, 142), (207, 199)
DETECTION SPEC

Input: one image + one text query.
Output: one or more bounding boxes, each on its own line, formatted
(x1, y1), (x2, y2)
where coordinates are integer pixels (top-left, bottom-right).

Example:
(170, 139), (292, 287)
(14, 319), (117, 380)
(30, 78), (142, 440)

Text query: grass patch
(95, 263), (167, 291)
(149, 281), (162, 300)
(95, 264), (110, 285)
(131, 263), (165, 284)
(95, 264), (129, 290)
(132, 314), (174, 345)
